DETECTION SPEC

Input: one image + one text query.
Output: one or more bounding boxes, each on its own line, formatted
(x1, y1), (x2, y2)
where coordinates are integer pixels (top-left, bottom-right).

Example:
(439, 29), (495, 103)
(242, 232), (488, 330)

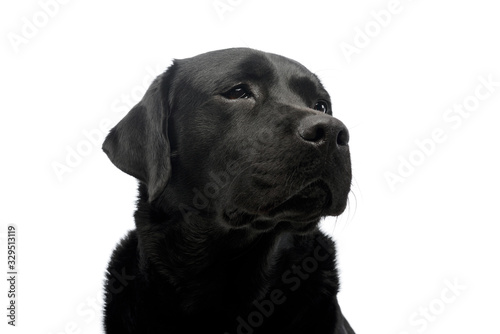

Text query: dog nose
(298, 115), (349, 147)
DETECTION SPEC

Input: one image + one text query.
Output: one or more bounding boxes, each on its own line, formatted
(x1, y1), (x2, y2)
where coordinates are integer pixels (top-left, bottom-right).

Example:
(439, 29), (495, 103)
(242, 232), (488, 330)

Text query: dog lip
(265, 180), (332, 218)
(223, 180), (332, 223)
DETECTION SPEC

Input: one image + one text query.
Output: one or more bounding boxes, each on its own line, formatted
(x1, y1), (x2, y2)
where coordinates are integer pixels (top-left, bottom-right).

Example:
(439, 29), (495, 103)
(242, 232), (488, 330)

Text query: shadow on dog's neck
(133, 182), (297, 313)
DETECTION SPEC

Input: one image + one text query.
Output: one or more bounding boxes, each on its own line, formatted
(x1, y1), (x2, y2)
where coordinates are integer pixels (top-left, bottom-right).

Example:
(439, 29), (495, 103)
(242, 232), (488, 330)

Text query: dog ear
(102, 67), (174, 203)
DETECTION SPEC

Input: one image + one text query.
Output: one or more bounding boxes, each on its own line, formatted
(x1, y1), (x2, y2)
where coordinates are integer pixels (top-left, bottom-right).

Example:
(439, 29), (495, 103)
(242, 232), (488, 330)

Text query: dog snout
(298, 115), (349, 148)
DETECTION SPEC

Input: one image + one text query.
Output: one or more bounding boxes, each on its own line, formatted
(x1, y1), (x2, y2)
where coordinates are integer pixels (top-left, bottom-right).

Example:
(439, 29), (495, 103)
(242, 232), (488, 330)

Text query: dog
(102, 48), (355, 334)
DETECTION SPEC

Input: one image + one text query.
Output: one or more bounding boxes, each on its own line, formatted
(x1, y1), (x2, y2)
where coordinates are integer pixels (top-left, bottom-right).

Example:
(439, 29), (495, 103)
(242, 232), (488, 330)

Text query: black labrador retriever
(102, 48), (355, 334)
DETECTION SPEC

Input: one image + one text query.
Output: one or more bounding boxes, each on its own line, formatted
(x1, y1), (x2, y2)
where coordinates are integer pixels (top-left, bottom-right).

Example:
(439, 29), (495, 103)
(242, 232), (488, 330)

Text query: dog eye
(313, 101), (328, 113)
(221, 84), (253, 99)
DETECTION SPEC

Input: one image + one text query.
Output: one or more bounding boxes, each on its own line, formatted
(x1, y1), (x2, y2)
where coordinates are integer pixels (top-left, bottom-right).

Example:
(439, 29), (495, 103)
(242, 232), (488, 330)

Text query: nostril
(300, 125), (325, 142)
(337, 129), (349, 146)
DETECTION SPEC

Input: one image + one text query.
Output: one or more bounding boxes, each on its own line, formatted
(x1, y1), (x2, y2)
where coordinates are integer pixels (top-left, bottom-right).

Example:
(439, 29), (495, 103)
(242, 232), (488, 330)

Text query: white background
(1, 0), (499, 333)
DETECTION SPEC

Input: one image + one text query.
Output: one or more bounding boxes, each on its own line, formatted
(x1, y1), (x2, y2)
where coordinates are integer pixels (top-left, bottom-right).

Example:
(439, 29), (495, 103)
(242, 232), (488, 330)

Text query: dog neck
(134, 183), (296, 313)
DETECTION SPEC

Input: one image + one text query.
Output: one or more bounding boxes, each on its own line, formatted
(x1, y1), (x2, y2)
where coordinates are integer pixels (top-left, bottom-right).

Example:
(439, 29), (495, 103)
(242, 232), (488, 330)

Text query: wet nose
(298, 115), (349, 148)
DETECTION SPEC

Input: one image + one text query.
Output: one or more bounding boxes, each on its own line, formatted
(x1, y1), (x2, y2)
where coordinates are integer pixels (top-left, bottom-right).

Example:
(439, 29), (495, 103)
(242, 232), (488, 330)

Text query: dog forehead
(174, 48), (320, 91)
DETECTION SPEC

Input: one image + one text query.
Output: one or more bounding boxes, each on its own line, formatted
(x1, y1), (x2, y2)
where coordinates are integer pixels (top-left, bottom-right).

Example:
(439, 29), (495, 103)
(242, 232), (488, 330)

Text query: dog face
(103, 48), (351, 233)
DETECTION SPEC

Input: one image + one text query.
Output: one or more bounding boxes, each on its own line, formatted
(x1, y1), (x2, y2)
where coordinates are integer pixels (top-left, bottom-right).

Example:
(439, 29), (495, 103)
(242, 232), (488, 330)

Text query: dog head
(103, 48), (351, 233)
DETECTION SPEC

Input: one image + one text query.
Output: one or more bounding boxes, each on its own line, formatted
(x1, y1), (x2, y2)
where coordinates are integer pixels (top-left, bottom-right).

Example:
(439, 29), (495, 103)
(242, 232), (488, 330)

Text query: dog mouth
(222, 179), (348, 230)
(266, 180), (332, 219)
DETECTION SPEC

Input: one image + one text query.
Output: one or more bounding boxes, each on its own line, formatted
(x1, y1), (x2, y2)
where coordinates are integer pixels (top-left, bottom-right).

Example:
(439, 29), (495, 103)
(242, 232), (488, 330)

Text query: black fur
(102, 48), (355, 333)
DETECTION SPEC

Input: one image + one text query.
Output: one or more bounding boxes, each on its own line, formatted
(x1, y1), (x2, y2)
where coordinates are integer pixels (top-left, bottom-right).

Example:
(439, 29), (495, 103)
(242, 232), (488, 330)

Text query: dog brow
(288, 75), (327, 106)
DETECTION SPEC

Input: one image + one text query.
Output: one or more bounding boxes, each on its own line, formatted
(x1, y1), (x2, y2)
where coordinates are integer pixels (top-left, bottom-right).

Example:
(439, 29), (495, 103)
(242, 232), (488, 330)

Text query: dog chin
(220, 207), (322, 234)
